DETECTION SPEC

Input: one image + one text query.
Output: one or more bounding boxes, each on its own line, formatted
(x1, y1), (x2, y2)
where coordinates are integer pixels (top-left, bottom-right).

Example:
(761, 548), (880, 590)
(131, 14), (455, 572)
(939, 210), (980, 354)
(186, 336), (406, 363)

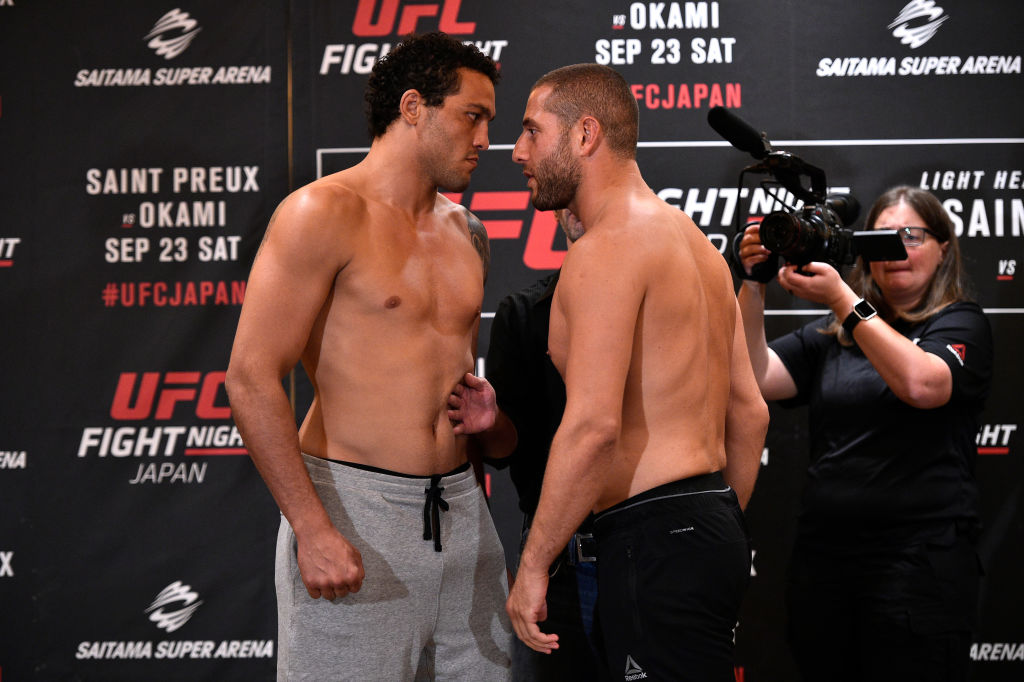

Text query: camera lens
(760, 211), (823, 265)
(760, 212), (803, 252)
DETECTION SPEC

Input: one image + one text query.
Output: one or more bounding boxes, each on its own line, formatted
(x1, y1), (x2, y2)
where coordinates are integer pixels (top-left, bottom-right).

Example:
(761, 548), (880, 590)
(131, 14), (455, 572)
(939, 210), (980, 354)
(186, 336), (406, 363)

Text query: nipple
(385, 295), (402, 309)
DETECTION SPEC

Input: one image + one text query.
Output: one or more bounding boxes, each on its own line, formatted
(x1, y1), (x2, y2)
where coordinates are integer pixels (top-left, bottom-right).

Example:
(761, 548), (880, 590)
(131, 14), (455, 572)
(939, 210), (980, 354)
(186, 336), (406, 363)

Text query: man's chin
(439, 178), (471, 193)
(530, 192), (567, 212)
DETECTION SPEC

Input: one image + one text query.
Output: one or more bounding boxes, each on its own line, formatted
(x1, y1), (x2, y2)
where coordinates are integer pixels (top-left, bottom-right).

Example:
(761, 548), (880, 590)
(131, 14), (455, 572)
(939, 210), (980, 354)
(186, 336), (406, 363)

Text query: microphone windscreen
(708, 106), (768, 159)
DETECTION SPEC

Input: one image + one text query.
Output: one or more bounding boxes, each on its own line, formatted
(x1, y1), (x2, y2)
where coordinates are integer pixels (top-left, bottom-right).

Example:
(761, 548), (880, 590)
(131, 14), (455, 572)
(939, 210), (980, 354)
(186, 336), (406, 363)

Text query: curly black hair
(364, 32), (500, 140)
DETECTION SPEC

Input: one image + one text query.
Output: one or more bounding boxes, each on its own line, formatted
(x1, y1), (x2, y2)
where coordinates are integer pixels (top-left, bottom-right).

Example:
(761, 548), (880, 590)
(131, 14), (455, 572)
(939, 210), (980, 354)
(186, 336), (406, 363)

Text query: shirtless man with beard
(503, 63), (767, 680)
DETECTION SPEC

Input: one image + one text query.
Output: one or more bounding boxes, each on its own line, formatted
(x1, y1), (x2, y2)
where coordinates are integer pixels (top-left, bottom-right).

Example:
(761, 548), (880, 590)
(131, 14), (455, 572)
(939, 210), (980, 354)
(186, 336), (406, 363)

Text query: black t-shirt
(485, 273), (565, 516)
(770, 301), (993, 550)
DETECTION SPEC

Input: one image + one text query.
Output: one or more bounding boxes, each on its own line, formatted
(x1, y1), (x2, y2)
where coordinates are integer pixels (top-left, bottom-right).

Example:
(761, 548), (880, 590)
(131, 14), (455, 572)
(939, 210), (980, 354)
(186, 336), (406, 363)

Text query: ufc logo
(445, 191), (567, 270)
(110, 372), (230, 420)
(352, 0), (475, 37)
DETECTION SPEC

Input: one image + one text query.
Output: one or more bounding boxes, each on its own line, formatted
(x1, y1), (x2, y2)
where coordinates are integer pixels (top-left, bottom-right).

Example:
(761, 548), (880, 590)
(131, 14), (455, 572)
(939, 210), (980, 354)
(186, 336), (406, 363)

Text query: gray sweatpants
(275, 454), (513, 681)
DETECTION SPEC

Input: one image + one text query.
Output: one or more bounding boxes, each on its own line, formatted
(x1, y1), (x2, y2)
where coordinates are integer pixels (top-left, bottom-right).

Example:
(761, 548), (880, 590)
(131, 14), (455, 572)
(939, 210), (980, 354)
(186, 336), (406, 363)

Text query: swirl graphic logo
(888, 0), (949, 49)
(145, 580), (203, 633)
(144, 8), (202, 60)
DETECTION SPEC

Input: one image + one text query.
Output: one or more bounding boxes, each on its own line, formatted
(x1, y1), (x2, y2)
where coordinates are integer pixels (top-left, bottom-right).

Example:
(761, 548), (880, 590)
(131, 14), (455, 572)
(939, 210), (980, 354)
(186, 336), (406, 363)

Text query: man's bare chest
(337, 235), (483, 325)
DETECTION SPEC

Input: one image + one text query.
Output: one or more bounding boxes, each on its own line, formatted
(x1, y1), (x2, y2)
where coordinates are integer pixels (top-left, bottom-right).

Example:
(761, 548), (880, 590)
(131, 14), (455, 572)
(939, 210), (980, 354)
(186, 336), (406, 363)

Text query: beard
(420, 110), (473, 192)
(529, 132), (581, 211)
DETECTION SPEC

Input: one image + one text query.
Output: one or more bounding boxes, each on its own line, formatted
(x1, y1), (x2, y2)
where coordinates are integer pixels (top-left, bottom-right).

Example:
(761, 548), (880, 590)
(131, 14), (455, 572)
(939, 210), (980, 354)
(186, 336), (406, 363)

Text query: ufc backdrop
(0, 0), (1021, 680)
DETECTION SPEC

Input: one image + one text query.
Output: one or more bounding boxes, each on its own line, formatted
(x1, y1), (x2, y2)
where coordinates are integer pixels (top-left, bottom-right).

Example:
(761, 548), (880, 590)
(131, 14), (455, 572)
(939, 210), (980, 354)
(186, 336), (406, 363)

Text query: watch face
(854, 299), (877, 320)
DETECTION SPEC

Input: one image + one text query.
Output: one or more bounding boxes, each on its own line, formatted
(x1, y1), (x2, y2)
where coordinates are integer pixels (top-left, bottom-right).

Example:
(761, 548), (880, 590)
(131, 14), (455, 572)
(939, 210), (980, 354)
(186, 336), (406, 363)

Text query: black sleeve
(483, 293), (531, 468)
(768, 315), (835, 407)
(915, 302), (994, 404)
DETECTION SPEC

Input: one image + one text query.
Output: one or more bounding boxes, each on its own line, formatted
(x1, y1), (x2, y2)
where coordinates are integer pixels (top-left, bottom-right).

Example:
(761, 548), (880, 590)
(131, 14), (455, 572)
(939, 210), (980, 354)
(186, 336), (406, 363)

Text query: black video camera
(707, 106), (907, 283)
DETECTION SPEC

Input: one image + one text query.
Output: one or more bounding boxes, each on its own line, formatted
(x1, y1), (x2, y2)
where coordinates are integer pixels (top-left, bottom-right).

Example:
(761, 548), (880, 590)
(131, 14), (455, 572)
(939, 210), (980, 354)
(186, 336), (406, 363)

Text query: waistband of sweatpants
(301, 453), (477, 498)
(593, 471), (733, 531)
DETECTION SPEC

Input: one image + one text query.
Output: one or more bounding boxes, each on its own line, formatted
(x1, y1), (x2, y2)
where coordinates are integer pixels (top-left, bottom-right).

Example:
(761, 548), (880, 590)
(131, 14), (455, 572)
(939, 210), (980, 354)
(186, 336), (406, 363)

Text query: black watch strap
(842, 298), (877, 335)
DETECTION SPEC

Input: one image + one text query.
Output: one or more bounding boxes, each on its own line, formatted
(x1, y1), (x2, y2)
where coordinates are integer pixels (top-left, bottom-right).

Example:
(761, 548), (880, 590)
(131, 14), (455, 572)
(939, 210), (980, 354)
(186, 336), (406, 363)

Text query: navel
(384, 295), (402, 309)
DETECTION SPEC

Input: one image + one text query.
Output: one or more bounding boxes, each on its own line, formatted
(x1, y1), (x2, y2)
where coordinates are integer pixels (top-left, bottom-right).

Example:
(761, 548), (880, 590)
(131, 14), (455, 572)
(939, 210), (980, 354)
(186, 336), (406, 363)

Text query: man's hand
(506, 564), (559, 653)
(295, 525), (365, 600)
(448, 372), (498, 435)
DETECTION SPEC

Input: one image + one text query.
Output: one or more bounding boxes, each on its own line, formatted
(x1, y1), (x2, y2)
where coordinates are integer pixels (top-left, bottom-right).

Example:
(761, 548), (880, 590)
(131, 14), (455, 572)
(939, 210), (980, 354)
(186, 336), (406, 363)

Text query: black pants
(786, 529), (981, 682)
(592, 473), (751, 682)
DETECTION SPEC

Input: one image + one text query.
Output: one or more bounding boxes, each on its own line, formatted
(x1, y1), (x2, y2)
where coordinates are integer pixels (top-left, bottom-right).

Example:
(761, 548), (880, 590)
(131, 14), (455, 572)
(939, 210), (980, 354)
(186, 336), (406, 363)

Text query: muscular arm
(722, 299), (770, 509)
(225, 188), (364, 599)
(508, 236), (637, 651)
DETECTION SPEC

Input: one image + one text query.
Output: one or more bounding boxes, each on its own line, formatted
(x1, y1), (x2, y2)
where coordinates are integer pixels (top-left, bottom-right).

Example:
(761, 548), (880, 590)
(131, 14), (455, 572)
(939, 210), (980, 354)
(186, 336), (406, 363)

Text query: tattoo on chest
(463, 208), (490, 281)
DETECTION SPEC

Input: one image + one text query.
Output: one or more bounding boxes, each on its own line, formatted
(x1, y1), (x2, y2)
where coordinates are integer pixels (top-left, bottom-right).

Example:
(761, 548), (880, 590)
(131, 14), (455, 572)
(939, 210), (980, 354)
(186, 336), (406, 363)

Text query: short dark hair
(532, 63), (639, 158)
(364, 32), (500, 139)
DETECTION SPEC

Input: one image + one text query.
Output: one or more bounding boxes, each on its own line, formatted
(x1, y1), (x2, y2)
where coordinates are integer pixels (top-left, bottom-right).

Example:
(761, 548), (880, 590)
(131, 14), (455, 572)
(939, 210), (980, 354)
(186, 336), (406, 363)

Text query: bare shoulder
(254, 172), (368, 271)
(567, 200), (662, 266)
(642, 198), (727, 267)
(558, 225), (641, 301)
(620, 197), (730, 287)
(273, 172), (367, 234)
(282, 172), (368, 229)
(437, 193), (490, 280)
(560, 224), (612, 269)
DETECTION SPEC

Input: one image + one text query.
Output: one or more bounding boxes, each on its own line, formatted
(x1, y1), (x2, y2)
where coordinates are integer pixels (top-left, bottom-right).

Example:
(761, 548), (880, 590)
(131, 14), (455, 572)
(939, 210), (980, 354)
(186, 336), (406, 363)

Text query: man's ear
(579, 116), (601, 156)
(399, 89), (423, 125)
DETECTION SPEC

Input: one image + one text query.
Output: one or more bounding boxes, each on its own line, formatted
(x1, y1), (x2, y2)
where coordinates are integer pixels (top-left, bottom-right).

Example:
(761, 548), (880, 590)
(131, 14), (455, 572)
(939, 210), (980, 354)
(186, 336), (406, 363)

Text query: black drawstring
(423, 474), (449, 552)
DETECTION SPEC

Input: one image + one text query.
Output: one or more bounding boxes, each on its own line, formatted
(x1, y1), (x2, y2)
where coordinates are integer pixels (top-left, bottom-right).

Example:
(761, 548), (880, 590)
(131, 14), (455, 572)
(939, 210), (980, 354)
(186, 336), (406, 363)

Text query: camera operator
(736, 185), (992, 680)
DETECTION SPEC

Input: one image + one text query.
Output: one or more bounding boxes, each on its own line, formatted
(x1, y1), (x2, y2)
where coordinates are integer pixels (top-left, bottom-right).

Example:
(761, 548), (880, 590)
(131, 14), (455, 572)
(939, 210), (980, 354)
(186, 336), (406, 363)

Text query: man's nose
(512, 134), (527, 163)
(474, 123), (490, 151)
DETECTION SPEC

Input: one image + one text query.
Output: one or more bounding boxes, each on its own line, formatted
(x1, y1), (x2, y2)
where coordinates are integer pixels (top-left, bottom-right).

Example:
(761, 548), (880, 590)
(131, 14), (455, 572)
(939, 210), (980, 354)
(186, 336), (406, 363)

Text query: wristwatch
(842, 298), (877, 335)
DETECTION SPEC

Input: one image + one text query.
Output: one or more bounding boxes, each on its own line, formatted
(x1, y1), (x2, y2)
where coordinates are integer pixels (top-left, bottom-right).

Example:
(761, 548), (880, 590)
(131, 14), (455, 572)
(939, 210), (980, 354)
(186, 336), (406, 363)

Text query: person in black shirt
(480, 209), (604, 680)
(736, 186), (993, 681)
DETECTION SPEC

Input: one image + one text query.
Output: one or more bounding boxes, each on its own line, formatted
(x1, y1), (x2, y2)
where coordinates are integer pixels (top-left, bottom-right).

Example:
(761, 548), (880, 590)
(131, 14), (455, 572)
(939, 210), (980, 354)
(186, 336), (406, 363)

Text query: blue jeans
(512, 525), (604, 681)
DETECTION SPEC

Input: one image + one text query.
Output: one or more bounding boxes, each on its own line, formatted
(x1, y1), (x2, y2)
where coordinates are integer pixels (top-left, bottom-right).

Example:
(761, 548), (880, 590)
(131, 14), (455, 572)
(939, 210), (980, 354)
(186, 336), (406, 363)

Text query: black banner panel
(1, 2), (289, 680)
(2, 1), (1022, 680)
